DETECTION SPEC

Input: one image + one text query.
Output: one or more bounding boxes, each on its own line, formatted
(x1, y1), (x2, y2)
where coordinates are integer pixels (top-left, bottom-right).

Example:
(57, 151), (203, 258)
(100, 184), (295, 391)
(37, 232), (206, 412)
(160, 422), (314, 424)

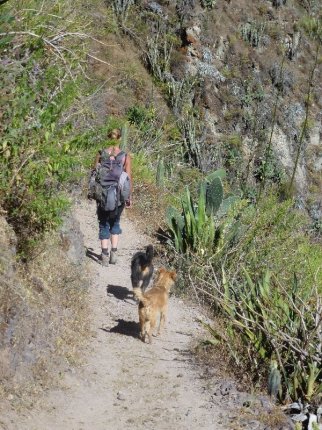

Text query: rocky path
(3, 199), (229, 430)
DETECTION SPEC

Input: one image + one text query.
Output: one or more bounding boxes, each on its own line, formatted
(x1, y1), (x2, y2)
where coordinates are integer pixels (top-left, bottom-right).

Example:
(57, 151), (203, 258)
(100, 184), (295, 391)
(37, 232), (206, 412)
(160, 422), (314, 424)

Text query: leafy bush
(200, 0), (217, 9)
(126, 104), (156, 133)
(217, 268), (321, 402)
(0, 1), (93, 242)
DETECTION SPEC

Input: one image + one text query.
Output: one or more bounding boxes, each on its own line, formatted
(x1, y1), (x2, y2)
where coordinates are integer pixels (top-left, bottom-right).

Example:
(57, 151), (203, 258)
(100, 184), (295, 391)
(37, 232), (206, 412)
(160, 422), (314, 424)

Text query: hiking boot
(109, 250), (117, 265)
(101, 253), (109, 267)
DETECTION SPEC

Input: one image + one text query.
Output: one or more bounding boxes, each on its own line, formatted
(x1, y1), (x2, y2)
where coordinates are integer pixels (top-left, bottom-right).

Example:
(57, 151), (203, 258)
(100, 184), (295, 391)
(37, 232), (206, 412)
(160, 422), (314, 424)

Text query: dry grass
(88, 10), (169, 123)
(0, 218), (90, 409)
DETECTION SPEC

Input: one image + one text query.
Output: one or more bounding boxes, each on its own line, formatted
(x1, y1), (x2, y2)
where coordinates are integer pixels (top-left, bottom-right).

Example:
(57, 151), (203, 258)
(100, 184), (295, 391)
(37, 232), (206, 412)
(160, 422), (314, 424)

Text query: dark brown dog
(134, 267), (176, 343)
(130, 245), (154, 293)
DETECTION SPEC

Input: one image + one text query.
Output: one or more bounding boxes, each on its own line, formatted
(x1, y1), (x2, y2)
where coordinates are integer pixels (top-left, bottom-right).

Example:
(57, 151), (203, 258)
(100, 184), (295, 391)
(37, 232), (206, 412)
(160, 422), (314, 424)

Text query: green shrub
(0, 1), (93, 243)
(200, 0), (217, 9)
(188, 193), (322, 401)
(126, 105), (156, 132)
(217, 268), (321, 401)
(131, 152), (155, 184)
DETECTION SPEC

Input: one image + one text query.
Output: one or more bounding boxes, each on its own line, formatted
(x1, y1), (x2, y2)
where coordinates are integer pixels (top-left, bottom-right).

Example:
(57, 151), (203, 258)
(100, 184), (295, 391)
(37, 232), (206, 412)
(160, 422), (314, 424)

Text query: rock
(117, 391), (126, 401)
(317, 406), (322, 420)
(197, 62), (225, 82)
(271, 126), (307, 190)
(59, 213), (85, 266)
(261, 34), (271, 47)
(30, 275), (46, 293)
(291, 413), (308, 422)
(214, 36), (229, 61)
(219, 381), (235, 396)
(176, 0), (196, 21)
(239, 418), (261, 429)
(272, 0), (286, 7)
(259, 396), (274, 412)
(147, 2), (164, 16)
(282, 420), (295, 430)
(283, 102), (305, 141)
(0, 215), (17, 280)
(185, 25), (201, 45)
(202, 48), (213, 64)
(308, 414), (317, 430)
(269, 63), (294, 95)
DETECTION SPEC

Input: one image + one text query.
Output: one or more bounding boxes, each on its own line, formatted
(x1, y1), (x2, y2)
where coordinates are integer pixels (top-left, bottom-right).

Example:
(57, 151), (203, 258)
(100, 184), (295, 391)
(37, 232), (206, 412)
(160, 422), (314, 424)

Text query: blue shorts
(97, 205), (124, 240)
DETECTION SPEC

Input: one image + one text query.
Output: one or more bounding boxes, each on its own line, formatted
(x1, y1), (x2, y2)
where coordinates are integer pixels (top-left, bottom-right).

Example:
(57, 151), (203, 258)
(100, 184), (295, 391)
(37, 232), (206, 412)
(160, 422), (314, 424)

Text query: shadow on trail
(102, 319), (139, 339)
(106, 284), (131, 301)
(86, 247), (101, 264)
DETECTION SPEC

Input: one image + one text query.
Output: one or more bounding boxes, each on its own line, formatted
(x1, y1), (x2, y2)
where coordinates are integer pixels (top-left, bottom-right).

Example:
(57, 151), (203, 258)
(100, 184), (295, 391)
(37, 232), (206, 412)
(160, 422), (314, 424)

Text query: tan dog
(133, 267), (176, 343)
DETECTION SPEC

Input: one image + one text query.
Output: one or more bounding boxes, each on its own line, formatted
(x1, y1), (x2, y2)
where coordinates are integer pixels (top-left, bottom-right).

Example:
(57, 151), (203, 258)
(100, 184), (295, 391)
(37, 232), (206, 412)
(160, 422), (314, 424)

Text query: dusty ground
(1, 199), (229, 430)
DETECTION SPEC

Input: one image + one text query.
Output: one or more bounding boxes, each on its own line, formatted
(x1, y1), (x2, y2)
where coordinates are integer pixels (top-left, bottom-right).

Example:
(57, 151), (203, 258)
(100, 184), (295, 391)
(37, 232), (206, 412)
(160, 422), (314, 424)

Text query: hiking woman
(93, 128), (132, 267)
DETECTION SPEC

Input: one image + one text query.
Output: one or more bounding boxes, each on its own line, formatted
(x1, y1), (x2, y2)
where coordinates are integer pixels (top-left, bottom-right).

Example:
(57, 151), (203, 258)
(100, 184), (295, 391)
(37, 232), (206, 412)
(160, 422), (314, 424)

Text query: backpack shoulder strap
(116, 150), (126, 159)
(115, 151), (127, 166)
(98, 149), (107, 162)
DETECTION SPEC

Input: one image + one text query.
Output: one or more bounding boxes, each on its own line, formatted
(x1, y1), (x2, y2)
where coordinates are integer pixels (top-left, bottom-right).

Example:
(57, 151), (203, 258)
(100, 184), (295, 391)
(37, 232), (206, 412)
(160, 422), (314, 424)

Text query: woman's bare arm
(124, 153), (133, 193)
(93, 152), (100, 170)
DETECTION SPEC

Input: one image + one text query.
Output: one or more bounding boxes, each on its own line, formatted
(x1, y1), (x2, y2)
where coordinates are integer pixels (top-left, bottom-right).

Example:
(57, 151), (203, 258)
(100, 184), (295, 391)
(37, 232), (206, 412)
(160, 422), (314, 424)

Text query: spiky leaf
(206, 168), (226, 182)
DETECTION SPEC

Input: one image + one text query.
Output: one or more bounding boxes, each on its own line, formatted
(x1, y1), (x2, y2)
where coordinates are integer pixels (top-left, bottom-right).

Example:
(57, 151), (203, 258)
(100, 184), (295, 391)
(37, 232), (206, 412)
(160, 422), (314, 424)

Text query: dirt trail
(3, 200), (227, 430)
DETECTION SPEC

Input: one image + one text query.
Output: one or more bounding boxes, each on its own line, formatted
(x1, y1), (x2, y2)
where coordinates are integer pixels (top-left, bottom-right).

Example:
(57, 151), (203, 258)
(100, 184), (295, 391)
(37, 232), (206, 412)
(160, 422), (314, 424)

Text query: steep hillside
(104, 0), (322, 219)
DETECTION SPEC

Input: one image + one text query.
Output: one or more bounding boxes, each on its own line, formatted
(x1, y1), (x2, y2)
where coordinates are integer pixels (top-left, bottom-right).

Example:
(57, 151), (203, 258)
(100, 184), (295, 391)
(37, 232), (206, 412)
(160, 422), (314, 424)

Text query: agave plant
(212, 267), (322, 402)
(166, 169), (239, 255)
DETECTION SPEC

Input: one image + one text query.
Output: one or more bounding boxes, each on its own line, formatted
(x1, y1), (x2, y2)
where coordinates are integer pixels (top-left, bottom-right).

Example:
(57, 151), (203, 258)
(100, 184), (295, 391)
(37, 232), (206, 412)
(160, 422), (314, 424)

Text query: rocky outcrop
(59, 212), (85, 266)
(139, 0), (322, 218)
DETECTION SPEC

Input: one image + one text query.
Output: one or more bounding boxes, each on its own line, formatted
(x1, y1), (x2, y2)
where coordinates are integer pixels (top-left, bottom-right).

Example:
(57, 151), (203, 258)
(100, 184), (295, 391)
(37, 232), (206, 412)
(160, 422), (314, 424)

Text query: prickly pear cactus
(206, 177), (223, 215)
(216, 196), (239, 218)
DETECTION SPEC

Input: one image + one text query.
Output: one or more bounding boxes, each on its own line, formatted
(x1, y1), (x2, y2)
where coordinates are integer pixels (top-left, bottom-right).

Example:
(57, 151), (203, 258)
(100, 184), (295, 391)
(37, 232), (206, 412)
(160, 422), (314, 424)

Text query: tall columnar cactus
(156, 158), (165, 188)
(240, 22), (265, 48)
(120, 123), (129, 150)
(268, 360), (282, 399)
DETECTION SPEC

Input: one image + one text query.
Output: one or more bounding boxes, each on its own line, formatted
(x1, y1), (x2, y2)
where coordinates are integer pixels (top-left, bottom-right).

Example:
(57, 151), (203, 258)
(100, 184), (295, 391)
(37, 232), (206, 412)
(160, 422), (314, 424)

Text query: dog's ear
(170, 271), (177, 280)
(158, 267), (166, 273)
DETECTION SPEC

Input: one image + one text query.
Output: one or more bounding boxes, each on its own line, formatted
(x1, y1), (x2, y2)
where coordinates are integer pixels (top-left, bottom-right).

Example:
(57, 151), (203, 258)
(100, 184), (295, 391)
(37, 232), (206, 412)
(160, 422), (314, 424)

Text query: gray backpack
(89, 149), (131, 211)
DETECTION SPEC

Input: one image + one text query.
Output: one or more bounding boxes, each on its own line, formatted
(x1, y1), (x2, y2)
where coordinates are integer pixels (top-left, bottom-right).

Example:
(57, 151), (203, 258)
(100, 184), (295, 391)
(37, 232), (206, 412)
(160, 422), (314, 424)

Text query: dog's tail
(145, 244), (154, 263)
(133, 288), (149, 306)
